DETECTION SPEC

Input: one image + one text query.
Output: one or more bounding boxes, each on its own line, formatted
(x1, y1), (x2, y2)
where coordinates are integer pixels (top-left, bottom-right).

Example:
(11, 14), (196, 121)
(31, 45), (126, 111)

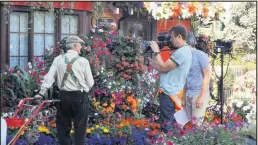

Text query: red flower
(32, 71), (37, 77)
(37, 79), (41, 84)
(168, 141), (174, 145)
(41, 71), (47, 76)
(55, 47), (60, 51)
(179, 130), (186, 136)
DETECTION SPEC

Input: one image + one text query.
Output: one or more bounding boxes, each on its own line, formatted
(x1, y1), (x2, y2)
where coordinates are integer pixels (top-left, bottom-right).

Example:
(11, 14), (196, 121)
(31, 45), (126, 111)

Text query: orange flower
(127, 96), (133, 103)
(110, 103), (115, 108)
(203, 7), (209, 17)
(103, 102), (108, 107)
(148, 129), (159, 136)
(187, 3), (196, 14)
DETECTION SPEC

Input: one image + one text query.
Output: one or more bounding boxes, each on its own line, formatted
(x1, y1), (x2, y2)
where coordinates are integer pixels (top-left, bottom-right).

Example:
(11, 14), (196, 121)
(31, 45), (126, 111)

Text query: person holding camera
(34, 35), (94, 145)
(182, 32), (211, 125)
(148, 25), (192, 133)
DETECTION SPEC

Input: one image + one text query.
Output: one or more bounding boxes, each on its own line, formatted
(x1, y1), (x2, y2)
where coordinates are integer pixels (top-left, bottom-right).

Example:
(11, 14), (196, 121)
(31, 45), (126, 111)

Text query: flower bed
(1, 25), (255, 145)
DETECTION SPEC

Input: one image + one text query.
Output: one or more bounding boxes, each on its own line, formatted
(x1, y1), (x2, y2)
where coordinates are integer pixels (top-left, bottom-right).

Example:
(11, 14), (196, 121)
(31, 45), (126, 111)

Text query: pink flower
(92, 43), (98, 48)
(112, 31), (117, 36)
(107, 38), (112, 44)
(9, 68), (14, 73)
(167, 141), (174, 145)
(148, 66), (153, 71)
(121, 57), (125, 61)
(34, 57), (39, 62)
(39, 61), (44, 66)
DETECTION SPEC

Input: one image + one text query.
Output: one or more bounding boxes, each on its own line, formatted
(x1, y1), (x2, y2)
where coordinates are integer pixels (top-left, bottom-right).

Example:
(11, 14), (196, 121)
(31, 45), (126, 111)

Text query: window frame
(2, 5), (87, 68)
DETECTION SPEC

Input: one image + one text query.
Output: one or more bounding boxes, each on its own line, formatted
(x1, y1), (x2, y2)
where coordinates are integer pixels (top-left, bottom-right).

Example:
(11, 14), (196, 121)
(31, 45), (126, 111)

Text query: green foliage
(1, 60), (47, 111)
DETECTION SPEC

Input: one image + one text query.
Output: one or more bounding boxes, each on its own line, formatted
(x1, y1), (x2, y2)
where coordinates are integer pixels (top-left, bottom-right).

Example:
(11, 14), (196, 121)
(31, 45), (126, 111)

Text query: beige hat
(65, 35), (84, 44)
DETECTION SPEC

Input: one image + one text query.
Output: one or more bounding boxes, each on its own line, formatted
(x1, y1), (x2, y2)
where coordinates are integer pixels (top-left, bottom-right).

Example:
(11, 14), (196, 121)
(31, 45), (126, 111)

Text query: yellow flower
(86, 129), (91, 134)
(90, 127), (95, 131)
(103, 128), (109, 133)
(21, 131), (25, 136)
(45, 129), (50, 134)
(38, 126), (45, 132)
(70, 130), (74, 134)
(95, 125), (100, 128)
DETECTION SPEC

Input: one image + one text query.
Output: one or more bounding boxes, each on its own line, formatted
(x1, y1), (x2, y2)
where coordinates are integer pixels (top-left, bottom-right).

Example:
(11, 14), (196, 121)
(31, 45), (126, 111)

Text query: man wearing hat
(35, 35), (94, 145)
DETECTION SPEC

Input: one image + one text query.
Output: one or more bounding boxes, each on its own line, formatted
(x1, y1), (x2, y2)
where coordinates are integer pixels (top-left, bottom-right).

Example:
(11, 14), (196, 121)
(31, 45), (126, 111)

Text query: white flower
(108, 86), (111, 89)
(243, 106), (248, 111)
(91, 28), (95, 33)
(103, 79), (106, 82)
(98, 29), (104, 33)
(94, 113), (98, 116)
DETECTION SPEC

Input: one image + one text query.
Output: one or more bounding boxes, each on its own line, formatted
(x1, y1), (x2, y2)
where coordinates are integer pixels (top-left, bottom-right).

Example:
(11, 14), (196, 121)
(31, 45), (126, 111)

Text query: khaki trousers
(185, 93), (209, 125)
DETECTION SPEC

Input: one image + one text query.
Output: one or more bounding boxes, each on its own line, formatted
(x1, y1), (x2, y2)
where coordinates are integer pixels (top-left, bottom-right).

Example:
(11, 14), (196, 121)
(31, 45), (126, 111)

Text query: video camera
(145, 32), (177, 52)
(213, 39), (233, 54)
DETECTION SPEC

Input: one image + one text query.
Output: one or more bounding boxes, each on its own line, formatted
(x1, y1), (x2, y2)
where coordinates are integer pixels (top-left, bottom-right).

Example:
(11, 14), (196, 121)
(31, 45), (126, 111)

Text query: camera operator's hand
(150, 41), (160, 52)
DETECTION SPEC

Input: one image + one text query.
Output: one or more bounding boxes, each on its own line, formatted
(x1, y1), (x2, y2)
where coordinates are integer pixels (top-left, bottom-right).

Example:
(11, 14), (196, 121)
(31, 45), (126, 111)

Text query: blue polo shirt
(160, 45), (192, 96)
(186, 49), (210, 97)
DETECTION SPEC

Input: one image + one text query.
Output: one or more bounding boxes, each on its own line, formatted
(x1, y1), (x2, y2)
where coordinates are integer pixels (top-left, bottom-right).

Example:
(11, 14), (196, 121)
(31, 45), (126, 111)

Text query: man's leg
(159, 93), (175, 133)
(185, 96), (193, 121)
(71, 92), (89, 145)
(56, 91), (72, 145)
(191, 93), (209, 125)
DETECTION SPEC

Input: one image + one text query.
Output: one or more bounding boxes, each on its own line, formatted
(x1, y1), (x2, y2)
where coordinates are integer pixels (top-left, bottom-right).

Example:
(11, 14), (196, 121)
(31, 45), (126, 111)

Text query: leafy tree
(222, 2), (256, 53)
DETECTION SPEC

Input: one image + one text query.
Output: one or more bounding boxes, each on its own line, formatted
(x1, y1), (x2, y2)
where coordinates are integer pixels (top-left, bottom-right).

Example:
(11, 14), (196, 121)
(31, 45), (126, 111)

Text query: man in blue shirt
(148, 25), (192, 132)
(183, 32), (211, 125)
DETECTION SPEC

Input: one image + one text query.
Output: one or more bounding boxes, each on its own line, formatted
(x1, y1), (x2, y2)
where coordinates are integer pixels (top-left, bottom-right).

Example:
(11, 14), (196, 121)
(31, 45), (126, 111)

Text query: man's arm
(39, 58), (58, 95)
(149, 41), (178, 73)
(199, 65), (211, 98)
(155, 54), (178, 73)
(182, 83), (187, 106)
(85, 60), (94, 89)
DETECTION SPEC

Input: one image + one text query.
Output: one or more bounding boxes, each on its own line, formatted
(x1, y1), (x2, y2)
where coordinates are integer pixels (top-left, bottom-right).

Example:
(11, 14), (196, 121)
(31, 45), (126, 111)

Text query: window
(61, 15), (78, 39)
(9, 12), (29, 69)
(6, 8), (82, 69)
(34, 11), (55, 60)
